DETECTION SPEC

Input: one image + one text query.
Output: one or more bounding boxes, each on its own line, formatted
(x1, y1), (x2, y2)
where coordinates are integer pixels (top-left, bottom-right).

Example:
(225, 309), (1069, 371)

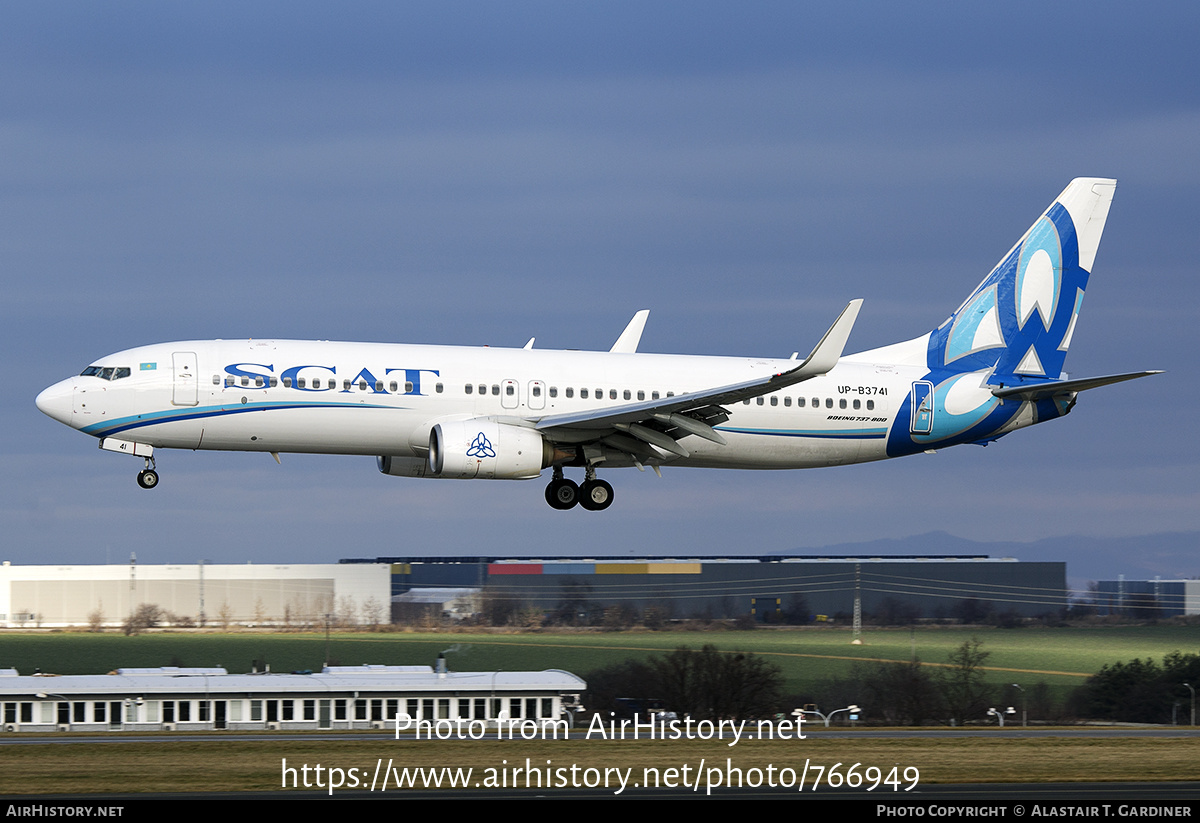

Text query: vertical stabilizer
(928, 178), (1117, 386)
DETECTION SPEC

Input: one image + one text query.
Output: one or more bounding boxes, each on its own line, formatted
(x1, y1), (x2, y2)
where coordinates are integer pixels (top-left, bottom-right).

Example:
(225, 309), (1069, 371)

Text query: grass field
(1, 626), (1196, 796)
(3, 734), (1199, 795)
(1, 624), (1195, 696)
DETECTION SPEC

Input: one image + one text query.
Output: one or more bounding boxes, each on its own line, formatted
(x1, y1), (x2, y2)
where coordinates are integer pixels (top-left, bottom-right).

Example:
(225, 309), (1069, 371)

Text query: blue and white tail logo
(888, 179), (1117, 456)
(928, 178), (1115, 384)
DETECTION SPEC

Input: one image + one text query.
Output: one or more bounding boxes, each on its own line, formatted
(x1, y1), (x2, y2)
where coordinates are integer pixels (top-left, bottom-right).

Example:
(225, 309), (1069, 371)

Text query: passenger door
(172, 351), (199, 407)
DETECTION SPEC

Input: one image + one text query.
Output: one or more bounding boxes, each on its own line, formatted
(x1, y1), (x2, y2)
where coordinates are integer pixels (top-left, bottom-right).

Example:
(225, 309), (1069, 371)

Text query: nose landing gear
(136, 457), (159, 490)
(545, 466), (613, 511)
(98, 438), (159, 490)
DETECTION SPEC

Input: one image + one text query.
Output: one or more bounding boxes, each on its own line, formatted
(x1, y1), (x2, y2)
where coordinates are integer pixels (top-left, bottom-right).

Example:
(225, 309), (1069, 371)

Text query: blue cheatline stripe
(716, 426), (888, 440)
(81, 400), (400, 438)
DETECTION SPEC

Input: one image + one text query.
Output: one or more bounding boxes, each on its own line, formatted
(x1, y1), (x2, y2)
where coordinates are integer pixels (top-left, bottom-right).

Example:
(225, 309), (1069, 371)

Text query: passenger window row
(743, 396), (875, 411)
(205, 373), (866, 411)
(463, 385), (674, 401)
(203, 372), (877, 410)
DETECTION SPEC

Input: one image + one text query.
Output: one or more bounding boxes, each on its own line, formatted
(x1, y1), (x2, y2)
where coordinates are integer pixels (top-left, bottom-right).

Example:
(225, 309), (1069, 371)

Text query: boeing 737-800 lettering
(36, 179), (1158, 510)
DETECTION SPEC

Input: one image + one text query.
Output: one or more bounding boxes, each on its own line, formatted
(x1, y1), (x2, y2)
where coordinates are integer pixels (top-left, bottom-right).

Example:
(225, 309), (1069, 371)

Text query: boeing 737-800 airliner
(36, 179), (1158, 510)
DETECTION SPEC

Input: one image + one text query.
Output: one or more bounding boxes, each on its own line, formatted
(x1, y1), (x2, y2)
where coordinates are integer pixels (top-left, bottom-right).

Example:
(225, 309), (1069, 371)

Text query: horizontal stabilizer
(991, 370), (1162, 401)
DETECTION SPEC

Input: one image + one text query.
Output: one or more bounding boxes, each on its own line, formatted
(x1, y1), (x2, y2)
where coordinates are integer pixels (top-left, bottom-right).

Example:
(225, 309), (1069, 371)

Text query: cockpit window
(81, 366), (132, 381)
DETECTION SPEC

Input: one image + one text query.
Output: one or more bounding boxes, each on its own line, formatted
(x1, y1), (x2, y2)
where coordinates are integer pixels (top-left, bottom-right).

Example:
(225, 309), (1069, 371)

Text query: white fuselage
(38, 338), (923, 472)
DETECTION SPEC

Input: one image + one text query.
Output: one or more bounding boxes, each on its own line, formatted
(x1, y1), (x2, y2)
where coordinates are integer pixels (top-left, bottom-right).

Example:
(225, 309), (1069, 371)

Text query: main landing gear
(545, 466), (613, 511)
(136, 457), (159, 490)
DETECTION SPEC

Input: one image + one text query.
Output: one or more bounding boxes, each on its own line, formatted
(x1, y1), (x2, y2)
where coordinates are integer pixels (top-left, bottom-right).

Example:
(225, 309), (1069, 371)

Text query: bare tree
(164, 611), (195, 628)
(510, 605), (545, 630)
(336, 595), (358, 628)
(479, 585), (523, 626)
(853, 658), (943, 724)
(314, 593), (336, 630)
(602, 605), (637, 631)
(643, 605), (668, 630)
(941, 637), (993, 724)
(217, 601), (233, 630)
(362, 596), (384, 629)
(123, 603), (165, 636)
(88, 603), (105, 633)
(551, 580), (593, 626)
(651, 644), (784, 720)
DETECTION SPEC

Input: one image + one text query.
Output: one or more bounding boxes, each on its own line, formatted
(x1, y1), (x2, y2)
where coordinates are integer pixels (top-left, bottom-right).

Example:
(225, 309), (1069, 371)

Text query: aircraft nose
(35, 380), (74, 426)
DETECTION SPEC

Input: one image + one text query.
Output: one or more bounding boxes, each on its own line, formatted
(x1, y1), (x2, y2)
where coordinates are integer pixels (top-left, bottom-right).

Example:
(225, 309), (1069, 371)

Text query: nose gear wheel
(136, 456), (159, 490)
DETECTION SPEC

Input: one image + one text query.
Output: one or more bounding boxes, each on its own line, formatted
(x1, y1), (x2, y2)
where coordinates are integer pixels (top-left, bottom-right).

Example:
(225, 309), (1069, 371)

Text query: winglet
(610, 310), (650, 353)
(791, 299), (863, 378)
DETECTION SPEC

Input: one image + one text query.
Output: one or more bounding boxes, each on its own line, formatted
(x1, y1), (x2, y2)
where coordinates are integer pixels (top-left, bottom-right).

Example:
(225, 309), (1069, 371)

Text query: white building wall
(0, 562), (389, 627)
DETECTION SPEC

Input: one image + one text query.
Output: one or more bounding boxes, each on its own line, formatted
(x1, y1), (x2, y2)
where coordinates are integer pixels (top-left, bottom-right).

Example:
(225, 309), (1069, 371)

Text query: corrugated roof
(3, 667), (585, 697)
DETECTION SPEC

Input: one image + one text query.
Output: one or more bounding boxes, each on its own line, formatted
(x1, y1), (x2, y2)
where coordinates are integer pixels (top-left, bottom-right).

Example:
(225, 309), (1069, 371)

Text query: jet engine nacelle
(427, 420), (552, 479)
(377, 455), (429, 478)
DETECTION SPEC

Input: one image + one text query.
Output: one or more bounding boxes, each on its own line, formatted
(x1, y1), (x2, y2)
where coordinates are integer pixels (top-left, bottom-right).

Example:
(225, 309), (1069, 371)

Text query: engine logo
(466, 432), (495, 459)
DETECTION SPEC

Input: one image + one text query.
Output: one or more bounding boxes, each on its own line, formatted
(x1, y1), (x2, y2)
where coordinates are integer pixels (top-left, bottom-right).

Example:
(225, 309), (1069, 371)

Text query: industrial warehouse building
(0, 554), (1066, 628)
(0, 664), (585, 732)
(1094, 578), (1200, 617)
(360, 554), (1068, 621)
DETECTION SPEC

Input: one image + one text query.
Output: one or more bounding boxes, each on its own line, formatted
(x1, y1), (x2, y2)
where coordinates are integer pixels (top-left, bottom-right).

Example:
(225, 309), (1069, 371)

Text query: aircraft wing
(533, 300), (862, 458)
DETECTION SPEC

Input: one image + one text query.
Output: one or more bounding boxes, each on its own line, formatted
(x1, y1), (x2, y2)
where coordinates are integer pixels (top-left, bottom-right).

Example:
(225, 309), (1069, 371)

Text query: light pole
(324, 612), (333, 668)
(1184, 683), (1196, 727)
(798, 704), (861, 727)
(987, 707), (1016, 727)
(491, 670), (503, 731)
(1011, 683), (1026, 727)
(120, 697), (144, 730)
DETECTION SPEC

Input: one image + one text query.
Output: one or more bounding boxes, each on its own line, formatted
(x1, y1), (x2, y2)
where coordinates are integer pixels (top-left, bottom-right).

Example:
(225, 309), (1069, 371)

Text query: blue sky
(4, 2), (1197, 570)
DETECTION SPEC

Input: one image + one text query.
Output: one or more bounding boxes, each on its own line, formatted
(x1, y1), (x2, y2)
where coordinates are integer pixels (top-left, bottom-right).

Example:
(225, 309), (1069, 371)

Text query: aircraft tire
(137, 469), (159, 490)
(545, 478), (579, 510)
(579, 479), (614, 511)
